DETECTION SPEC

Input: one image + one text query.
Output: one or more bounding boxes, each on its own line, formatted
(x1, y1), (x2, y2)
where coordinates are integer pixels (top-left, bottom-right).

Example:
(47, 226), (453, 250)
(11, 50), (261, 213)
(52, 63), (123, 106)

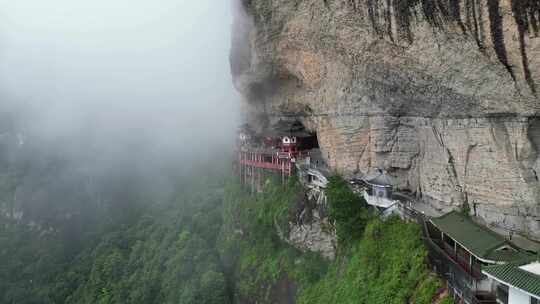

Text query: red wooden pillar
(250, 152), (254, 194)
(288, 161), (291, 176)
(289, 161), (292, 176)
(238, 151), (242, 183)
(244, 152), (248, 187)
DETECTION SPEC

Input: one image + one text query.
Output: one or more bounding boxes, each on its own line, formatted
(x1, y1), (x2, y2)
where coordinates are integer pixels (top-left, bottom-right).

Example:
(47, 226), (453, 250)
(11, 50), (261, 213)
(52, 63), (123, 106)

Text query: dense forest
(0, 113), (232, 303)
(0, 156), (232, 303)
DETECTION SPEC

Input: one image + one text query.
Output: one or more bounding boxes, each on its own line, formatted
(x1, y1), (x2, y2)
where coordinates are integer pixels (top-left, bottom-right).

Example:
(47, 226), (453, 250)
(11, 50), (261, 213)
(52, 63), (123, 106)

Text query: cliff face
(231, 0), (540, 239)
(285, 183), (336, 259)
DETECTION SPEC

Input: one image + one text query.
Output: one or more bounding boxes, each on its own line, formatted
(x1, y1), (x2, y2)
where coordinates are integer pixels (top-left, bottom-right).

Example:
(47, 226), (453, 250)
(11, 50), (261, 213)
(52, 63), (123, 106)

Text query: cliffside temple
(233, 0), (540, 243)
(230, 0), (540, 300)
(425, 212), (535, 304)
(233, 118), (540, 303)
(236, 120), (323, 192)
(362, 171), (540, 304)
(362, 169), (398, 209)
(484, 262), (540, 304)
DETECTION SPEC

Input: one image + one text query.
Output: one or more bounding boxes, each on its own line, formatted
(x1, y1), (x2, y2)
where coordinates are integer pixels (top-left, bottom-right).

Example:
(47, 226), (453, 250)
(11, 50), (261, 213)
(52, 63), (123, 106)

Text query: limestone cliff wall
(231, 0), (540, 239)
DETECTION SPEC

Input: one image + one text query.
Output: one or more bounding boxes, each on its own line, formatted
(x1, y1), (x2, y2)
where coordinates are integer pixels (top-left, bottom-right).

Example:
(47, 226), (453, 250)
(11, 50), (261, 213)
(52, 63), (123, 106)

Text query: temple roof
(430, 212), (530, 263)
(363, 169), (395, 187)
(484, 261), (540, 298)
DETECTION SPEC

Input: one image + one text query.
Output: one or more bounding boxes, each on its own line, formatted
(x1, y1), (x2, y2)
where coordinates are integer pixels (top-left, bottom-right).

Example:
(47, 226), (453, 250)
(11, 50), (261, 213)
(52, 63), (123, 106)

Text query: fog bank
(0, 0), (239, 165)
(0, 1), (240, 224)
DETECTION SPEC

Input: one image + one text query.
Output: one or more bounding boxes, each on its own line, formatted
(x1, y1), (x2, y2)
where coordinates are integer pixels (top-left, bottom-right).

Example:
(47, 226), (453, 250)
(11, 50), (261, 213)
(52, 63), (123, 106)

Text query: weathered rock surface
(286, 185), (336, 259)
(231, 0), (540, 239)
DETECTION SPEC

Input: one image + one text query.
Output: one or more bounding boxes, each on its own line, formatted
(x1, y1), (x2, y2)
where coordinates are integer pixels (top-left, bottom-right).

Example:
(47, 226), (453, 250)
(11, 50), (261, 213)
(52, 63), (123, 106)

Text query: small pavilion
(362, 169), (397, 209)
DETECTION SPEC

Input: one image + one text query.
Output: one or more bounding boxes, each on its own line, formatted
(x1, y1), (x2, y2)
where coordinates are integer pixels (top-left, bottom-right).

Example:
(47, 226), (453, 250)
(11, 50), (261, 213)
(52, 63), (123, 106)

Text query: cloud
(0, 0), (239, 163)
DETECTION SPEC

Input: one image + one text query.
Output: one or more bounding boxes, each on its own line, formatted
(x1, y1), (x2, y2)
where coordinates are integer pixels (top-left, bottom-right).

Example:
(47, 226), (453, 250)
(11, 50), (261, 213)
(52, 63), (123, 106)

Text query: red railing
(239, 159), (287, 170)
(435, 240), (483, 279)
(238, 151), (293, 175)
(443, 242), (455, 256)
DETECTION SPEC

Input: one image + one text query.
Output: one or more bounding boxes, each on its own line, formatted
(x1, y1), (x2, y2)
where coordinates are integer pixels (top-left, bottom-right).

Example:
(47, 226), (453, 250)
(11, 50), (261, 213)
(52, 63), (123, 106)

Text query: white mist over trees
(0, 0), (239, 164)
(0, 4), (247, 302)
(0, 0), (240, 226)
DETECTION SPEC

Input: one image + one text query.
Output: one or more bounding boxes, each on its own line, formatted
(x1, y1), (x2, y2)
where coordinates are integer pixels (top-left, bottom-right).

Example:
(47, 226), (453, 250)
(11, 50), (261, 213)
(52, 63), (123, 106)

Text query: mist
(0, 0), (240, 224)
(0, 0), (238, 159)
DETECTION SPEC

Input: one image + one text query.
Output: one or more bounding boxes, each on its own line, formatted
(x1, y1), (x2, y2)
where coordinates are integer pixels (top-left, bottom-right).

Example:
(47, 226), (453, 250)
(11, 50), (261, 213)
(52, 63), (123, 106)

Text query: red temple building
(236, 120), (319, 191)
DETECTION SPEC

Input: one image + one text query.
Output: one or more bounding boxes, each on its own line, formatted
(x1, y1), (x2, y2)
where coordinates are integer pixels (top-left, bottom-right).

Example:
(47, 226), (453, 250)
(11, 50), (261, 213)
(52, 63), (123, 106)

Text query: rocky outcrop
(285, 184), (336, 259)
(231, 0), (540, 239)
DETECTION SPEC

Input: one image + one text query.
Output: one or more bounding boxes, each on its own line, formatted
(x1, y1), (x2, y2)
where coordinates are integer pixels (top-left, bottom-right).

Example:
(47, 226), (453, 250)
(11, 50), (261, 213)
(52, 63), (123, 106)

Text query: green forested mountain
(0, 171), (230, 304)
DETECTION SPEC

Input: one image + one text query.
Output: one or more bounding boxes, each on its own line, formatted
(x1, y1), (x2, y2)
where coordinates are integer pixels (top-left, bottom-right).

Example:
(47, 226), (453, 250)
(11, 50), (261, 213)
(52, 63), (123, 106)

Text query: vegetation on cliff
(326, 176), (370, 247)
(222, 175), (445, 304)
(219, 178), (328, 302)
(297, 218), (441, 304)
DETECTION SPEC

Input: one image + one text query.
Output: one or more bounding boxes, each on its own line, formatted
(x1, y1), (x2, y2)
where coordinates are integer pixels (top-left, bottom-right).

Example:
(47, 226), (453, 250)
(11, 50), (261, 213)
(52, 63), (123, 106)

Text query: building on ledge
(425, 211), (534, 304)
(361, 169), (399, 210)
(296, 148), (329, 191)
(483, 261), (540, 304)
(236, 120), (320, 191)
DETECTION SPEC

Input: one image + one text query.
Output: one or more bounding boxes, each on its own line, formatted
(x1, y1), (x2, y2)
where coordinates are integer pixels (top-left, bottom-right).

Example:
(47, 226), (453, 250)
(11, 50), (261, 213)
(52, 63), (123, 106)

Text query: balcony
(432, 239), (483, 280)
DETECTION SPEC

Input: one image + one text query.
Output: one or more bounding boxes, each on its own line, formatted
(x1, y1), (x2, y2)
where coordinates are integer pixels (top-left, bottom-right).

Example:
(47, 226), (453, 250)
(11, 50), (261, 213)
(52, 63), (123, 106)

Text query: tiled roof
(485, 248), (532, 263)
(430, 212), (524, 262)
(363, 169), (395, 186)
(484, 263), (540, 298)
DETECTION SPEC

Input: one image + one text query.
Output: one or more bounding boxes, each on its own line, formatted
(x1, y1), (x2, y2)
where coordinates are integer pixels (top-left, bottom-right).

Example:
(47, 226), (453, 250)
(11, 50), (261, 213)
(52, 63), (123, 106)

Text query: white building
(362, 169), (399, 209)
(483, 261), (540, 304)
